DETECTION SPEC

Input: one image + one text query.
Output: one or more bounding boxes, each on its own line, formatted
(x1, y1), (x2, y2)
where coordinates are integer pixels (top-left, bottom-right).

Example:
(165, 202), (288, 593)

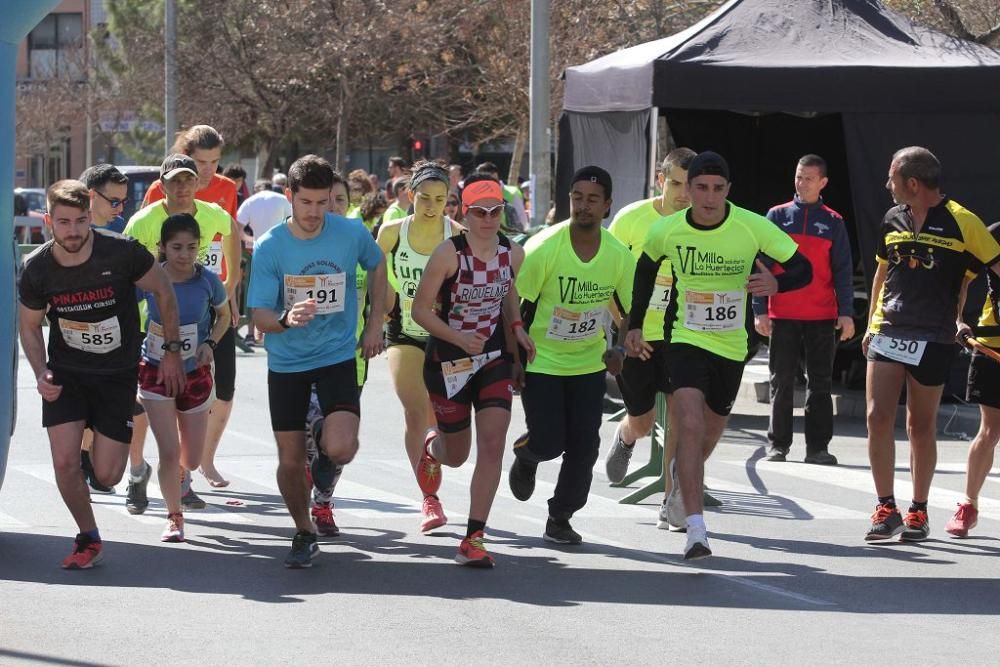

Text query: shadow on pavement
(3, 523), (1000, 613)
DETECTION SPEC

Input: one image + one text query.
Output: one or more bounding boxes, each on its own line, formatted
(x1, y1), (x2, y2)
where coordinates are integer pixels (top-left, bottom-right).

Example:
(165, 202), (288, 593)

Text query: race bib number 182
(546, 306), (606, 342)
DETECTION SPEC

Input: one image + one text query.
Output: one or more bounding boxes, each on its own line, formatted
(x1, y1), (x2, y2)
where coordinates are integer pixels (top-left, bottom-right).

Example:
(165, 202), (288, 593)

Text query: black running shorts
(42, 367), (139, 444)
(665, 343), (744, 417)
(268, 359), (360, 432)
(967, 350), (1000, 409)
(867, 339), (957, 387)
(616, 340), (671, 416)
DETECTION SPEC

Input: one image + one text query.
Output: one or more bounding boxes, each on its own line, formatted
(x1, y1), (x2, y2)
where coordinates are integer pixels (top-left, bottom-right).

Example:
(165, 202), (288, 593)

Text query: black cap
(571, 165), (612, 200)
(687, 151), (730, 182)
(160, 154), (199, 181)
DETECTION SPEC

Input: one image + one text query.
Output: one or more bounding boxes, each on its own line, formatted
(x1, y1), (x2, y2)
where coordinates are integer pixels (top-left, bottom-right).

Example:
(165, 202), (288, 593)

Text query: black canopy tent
(557, 0), (1000, 286)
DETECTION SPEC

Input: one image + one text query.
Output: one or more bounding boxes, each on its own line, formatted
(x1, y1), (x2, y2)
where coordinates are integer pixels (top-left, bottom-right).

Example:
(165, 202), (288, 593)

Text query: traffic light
(410, 134), (430, 160)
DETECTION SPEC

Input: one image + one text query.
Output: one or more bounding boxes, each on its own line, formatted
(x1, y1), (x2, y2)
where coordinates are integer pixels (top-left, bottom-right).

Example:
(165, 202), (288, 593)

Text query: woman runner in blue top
(138, 214), (230, 543)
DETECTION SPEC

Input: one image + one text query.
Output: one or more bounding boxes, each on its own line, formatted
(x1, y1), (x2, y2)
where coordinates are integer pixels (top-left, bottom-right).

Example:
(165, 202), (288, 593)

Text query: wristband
(612, 345), (626, 356)
(510, 320), (524, 331)
(205, 339), (218, 351)
(278, 310), (291, 329)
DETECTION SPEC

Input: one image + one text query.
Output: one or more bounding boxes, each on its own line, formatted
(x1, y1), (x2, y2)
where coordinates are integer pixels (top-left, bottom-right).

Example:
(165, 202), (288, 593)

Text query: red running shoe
(416, 429), (442, 496)
(61, 534), (104, 569)
(420, 495), (448, 533)
(312, 502), (340, 537)
(455, 530), (494, 568)
(945, 502), (978, 538)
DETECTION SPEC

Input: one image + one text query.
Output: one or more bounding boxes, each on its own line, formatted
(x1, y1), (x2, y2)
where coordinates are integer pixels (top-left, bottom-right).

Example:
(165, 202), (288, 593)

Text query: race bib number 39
(284, 273), (346, 314)
(58, 316), (122, 354)
(202, 240), (224, 275)
(146, 322), (198, 361)
(546, 306), (606, 342)
(684, 290), (744, 332)
(870, 335), (926, 366)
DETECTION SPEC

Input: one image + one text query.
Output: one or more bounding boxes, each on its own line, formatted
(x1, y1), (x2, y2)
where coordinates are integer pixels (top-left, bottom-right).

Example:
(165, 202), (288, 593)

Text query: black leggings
(214, 326), (236, 401)
(515, 370), (606, 520)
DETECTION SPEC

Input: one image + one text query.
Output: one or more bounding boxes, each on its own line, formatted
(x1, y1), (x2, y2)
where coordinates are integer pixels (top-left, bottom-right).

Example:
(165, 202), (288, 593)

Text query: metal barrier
(608, 391), (722, 507)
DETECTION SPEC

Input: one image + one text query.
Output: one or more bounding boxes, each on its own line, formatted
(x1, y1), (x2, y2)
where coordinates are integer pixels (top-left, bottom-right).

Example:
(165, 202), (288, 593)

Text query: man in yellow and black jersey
(863, 147), (1000, 543)
(945, 221), (1000, 537)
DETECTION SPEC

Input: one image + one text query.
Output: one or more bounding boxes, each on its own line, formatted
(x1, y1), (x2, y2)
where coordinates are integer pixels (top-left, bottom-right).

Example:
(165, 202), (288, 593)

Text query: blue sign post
(1, 1), (61, 492)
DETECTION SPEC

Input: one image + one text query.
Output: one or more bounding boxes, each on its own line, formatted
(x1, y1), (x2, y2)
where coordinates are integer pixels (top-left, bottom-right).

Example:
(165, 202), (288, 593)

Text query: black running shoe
(543, 518), (582, 545)
(508, 458), (537, 501)
(124, 462), (151, 515)
(804, 450), (838, 466)
(284, 531), (319, 568)
(81, 451), (115, 494)
(766, 446), (788, 462)
(865, 503), (903, 541)
(900, 509), (930, 542)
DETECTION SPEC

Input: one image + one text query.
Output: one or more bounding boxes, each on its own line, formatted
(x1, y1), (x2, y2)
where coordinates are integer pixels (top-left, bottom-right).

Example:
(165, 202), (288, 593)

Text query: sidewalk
(739, 351), (980, 439)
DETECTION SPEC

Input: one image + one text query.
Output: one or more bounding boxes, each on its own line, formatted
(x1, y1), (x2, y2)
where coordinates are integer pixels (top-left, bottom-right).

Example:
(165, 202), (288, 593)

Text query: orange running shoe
(455, 530), (494, 568)
(416, 429), (442, 496)
(945, 502), (978, 538)
(161, 513), (185, 543)
(61, 534), (104, 569)
(421, 495), (448, 533)
(312, 502), (340, 537)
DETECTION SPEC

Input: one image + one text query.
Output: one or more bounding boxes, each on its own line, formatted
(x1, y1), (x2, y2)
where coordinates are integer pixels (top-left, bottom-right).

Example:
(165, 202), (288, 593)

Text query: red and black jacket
(752, 196), (853, 321)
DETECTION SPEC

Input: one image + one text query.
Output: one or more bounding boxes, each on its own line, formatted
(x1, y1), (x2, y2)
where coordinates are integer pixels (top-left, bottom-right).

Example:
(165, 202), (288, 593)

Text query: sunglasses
(95, 190), (128, 208)
(466, 204), (504, 218)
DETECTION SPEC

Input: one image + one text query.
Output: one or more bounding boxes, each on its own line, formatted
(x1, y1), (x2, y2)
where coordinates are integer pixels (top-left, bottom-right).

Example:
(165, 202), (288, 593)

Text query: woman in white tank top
(375, 161), (465, 534)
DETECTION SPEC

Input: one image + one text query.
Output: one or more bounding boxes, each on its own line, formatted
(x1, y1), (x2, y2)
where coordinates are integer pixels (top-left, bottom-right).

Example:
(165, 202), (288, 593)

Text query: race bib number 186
(684, 290), (744, 332)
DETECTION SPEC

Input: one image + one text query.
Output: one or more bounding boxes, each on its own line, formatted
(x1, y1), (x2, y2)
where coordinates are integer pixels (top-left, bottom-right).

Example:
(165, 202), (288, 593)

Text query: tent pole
(647, 107), (659, 198)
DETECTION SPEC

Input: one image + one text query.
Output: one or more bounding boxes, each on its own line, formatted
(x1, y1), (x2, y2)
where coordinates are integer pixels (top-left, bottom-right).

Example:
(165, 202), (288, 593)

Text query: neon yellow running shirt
(609, 197), (673, 342)
(518, 221), (635, 376)
(641, 203), (798, 362)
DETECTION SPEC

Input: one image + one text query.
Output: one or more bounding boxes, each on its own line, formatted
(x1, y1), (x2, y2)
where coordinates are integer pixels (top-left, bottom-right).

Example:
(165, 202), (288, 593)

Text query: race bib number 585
(58, 316), (122, 354)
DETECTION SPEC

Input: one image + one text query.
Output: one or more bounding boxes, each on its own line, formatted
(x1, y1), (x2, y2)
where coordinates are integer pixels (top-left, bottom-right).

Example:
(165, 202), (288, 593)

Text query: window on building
(28, 13), (84, 79)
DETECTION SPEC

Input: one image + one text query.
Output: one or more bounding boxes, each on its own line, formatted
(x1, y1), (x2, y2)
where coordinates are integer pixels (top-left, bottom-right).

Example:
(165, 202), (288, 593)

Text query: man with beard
(508, 166), (636, 544)
(18, 180), (183, 569)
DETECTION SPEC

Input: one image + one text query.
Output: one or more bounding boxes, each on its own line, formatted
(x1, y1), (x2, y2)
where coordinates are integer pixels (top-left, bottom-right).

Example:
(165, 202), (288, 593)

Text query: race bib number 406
(58, 316), (122, 354)
(684, 290), (745, 332)
(284, 273), (346, 314)
(146, 321), (198, 361)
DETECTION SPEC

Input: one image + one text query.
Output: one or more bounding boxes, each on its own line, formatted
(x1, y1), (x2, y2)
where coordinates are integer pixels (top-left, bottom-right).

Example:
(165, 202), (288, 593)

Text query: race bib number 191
(284, 273), (346, 314)
(684, 290), (744, 332)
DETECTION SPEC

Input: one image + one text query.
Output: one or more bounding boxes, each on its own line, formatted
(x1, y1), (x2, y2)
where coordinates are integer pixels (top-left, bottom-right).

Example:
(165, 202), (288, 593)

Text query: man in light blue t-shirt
(247, 155), (387, 568)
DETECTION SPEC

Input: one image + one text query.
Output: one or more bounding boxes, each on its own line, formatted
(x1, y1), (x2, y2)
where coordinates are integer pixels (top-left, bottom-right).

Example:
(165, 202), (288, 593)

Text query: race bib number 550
(869, 335), (926, 366)
(284, 273), (346, 314)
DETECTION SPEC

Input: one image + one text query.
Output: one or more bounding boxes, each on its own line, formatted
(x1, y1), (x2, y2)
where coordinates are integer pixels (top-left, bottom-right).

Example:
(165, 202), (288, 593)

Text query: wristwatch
(163, 340), (184, 353)
(204, 339), (218, 351)
(278, 310), (291, 329)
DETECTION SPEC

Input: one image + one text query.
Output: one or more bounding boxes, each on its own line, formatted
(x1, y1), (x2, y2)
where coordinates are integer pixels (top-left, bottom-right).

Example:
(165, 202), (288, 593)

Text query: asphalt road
(1, 344), (999, 666)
